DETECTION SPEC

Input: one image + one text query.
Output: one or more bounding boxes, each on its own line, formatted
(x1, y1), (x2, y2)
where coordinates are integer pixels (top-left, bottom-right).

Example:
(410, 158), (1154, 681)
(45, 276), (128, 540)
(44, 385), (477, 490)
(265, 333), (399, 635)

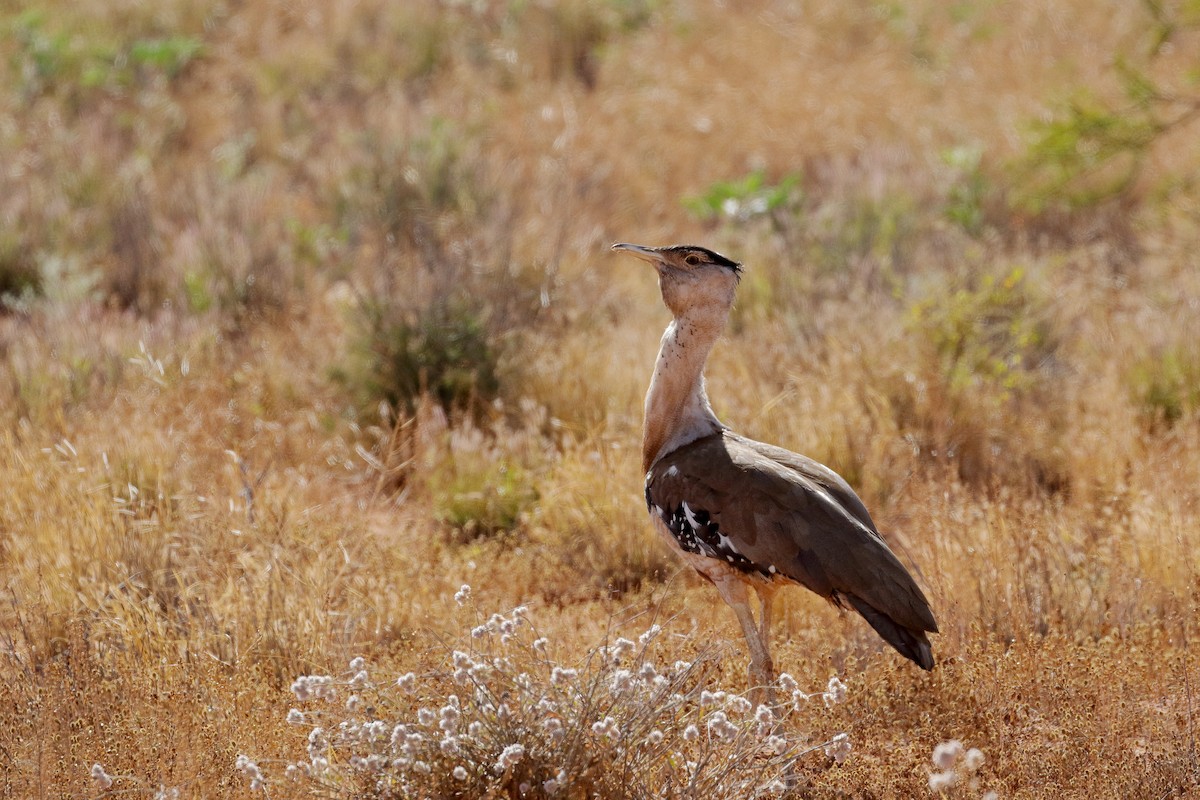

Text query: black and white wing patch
(645, 486), (771, 577)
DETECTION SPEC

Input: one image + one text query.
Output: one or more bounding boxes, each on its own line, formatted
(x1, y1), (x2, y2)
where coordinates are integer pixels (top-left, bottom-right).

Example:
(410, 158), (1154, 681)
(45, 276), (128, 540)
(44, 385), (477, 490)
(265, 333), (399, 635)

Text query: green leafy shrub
(127, 36), (202, 79)
(683, 170), (802, 225)
(1012, 4), (1200, 213)
(892, 266), (1067, 489)
(908, 266), (1054, 397)
(1129, 345), (1200, 428)
(338, 298), (501, 417)
(942, 145), (989, 236)
(332, 115), (548, 421)
(806, 191), (918, 280)
(0, 235), (41, 310)
(9, 12), (201, 99)
(433, 456), (537, 541)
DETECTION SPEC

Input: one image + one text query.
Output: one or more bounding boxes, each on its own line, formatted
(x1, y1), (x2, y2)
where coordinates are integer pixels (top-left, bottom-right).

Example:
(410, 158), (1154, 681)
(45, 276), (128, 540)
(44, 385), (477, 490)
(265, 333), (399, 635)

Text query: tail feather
(845, 593), (935, 671)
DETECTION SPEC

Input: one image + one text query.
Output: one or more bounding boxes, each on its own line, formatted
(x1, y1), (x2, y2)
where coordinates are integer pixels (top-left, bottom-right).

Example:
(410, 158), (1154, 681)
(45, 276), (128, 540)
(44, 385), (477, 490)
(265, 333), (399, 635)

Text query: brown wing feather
(648, 431), (938, 638)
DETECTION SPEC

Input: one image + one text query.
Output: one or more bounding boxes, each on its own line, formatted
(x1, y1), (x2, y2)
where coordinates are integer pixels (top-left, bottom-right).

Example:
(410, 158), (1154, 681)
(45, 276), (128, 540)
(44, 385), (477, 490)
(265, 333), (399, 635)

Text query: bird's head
(611, 243), (742, 321)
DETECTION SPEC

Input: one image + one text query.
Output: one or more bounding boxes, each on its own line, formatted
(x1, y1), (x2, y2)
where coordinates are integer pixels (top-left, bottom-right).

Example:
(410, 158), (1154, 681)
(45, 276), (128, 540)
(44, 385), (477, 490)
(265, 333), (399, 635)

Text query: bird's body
(613, 242), (937, 694)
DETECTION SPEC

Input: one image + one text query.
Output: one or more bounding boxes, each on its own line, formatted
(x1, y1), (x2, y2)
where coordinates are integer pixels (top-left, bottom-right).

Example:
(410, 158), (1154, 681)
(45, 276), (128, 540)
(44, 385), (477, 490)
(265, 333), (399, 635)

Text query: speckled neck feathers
(642, 312), (728, 474)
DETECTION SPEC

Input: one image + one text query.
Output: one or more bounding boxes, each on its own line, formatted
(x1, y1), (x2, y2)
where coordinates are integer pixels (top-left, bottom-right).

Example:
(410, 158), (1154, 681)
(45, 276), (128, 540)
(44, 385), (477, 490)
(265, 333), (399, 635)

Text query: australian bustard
(613, 242), (938, 697)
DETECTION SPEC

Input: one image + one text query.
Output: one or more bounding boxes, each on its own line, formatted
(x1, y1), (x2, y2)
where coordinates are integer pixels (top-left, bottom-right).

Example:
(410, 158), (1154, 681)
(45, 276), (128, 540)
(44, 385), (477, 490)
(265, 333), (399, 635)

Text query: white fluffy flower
(453, 765), (468, 780)
(610, 637), (635, 661)
(777, 672), (798, 693)
(646, 729), (664, 745)
(348, 656), (365, 672)
(611, 669), (634, 692)
(291, 674), (335, 701)
(91, 763), (113, 790)
(932, 740), (964, 770)
(928, 770), (957, 791)
(964, 747), (985, 771)
(532, 637), (549, 652)
(495, 743), (526, 771)
(824, 732), (852, 764)
(396, 672), (417, 691)
(543, 768), (568, 795)
(286, 708), (304, 725)
(454, 584), (472, 605)
(682, 724), (700, 742)
(706, 711), (738, 742)
(638, 624), (662, 645)
(235, 754), (265, 790)
(726, 695), (752, 715)
(550, 666), (577, 685)
(591, 716), (620, 738)
(824, 675), (847, 706)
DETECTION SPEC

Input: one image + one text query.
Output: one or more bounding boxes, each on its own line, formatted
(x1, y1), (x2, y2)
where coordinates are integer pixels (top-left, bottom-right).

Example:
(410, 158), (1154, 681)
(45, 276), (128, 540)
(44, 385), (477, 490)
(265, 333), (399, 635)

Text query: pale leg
(714, 576), (776, 706)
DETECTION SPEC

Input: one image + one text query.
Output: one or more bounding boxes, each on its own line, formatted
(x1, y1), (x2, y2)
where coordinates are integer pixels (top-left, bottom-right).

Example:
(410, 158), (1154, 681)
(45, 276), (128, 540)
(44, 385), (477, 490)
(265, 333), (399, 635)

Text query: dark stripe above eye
(662, 245), (742, 273)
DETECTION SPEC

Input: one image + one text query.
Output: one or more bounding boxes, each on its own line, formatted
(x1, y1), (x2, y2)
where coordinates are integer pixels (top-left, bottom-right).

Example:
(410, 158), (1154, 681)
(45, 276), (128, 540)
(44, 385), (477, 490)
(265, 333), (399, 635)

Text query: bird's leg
(714, 577), (775, 707)
(752, 584), (779, 709)
(756, 586), (775, 656)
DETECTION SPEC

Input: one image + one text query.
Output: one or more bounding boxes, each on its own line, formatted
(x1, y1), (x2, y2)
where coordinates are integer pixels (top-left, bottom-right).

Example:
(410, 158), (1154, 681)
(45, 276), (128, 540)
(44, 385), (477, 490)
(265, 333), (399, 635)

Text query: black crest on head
(663, 245), (743, 274)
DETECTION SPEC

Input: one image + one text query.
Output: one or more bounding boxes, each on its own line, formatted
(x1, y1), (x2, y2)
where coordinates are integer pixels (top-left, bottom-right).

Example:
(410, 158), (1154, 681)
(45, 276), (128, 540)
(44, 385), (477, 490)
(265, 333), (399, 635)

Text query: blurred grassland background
(2, 0), (1200, 796)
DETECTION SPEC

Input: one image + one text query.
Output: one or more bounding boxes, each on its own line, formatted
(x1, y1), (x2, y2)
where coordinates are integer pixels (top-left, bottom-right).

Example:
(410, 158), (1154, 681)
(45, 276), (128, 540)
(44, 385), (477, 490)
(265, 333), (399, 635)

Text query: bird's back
(647, 430), (937, 668)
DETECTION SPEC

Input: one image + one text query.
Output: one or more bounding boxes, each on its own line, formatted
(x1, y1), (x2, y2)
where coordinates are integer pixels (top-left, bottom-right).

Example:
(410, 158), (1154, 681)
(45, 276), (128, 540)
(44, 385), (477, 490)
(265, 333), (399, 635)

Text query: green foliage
(1013, 3), (1200, 212)
(7, 12), (201, 99)
(338, 117), (484, 241)
(805, 192), (919, 284)
(336, 298), (501, 417)
(942, 145), (989, 235)
(0, 235), (41, 310)
(908, 267), (1053, 397)
(433, 457), (537, 540)
(683, 170), (802, 224)
(1129, 345), (1200, 428)
(1015, 92), (1160, 212)
(128, 36), (202, 79)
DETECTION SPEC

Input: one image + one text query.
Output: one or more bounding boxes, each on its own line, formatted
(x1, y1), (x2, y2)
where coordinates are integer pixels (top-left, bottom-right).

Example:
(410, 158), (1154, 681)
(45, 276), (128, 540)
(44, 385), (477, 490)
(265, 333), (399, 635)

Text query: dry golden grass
(2, 0), (1200, 797)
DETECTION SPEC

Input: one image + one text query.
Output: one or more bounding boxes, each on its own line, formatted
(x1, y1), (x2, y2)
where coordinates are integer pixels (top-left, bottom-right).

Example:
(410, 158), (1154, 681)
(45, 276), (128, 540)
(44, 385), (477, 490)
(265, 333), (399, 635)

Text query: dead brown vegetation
(2, 0), (1200, 797)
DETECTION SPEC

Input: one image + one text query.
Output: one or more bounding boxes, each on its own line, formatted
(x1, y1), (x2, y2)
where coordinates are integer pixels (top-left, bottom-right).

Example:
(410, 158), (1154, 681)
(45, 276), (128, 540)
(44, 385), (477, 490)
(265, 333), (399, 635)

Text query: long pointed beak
(611, 242), (660, 263)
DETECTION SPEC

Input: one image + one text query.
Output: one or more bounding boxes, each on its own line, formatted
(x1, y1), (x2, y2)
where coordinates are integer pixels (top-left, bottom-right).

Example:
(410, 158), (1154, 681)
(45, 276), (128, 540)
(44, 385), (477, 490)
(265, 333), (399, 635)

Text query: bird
(612, 242), (938, 699)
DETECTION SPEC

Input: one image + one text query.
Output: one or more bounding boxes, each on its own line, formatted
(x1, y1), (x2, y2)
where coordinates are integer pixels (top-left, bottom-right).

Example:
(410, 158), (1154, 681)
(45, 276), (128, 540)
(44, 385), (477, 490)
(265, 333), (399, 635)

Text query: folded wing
(648, 431), (938, 669)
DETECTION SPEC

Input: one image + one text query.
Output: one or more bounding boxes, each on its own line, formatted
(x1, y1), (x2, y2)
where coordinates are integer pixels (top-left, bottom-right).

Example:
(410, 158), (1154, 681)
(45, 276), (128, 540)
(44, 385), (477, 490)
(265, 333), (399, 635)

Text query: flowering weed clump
(243, 589), (850, 799)
(927, 739), (994, 797)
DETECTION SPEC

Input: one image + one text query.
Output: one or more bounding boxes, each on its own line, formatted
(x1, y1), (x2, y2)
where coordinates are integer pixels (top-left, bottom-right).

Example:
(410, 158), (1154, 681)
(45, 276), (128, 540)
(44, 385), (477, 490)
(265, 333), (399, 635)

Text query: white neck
(642, 316), (725, 473)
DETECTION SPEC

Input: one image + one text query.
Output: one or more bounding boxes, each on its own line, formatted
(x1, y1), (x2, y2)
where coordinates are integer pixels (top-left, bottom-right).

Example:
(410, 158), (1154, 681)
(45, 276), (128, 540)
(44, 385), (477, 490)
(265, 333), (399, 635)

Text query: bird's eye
(684, 253), (701, 266)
